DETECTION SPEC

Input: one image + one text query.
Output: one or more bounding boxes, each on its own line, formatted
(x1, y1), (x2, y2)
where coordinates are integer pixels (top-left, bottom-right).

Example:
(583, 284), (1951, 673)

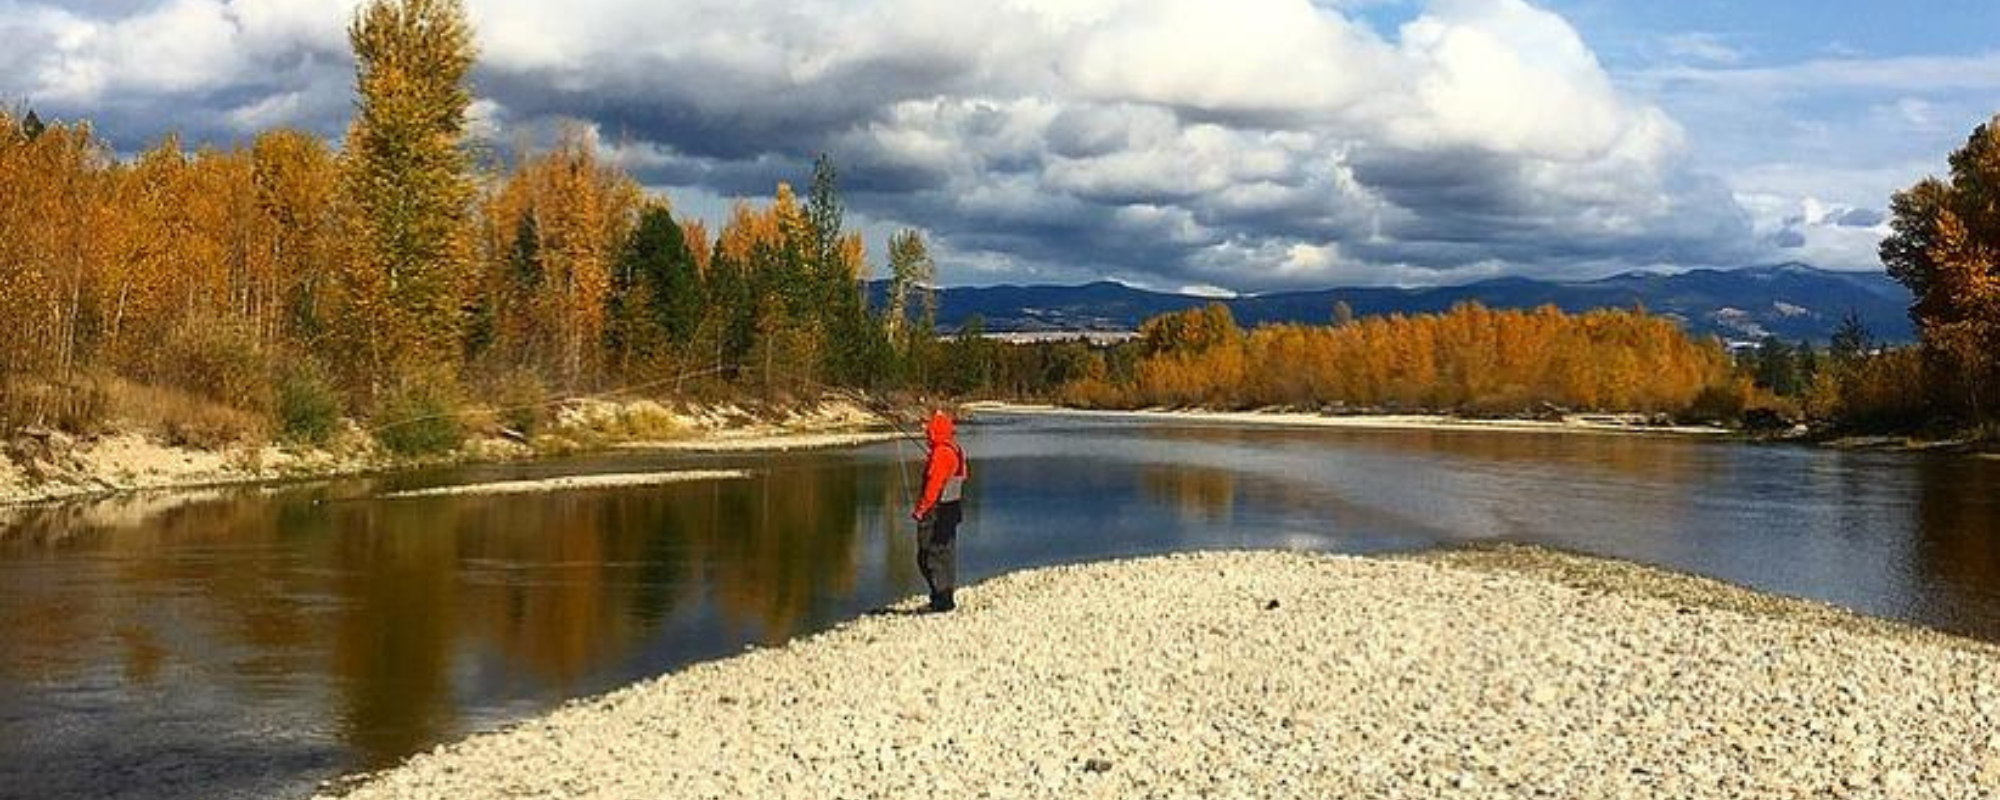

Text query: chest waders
(918, 443), (967, 612)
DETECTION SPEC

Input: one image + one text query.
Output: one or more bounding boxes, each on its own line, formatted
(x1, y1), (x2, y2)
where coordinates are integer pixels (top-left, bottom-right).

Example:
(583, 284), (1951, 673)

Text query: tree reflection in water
(0, 457), (890, 777)
(1913, 455), (2000, 640)
(1139, 464), (1237, 524)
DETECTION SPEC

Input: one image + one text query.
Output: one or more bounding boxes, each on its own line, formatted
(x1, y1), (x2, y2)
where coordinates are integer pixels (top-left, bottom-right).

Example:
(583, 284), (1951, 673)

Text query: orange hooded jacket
(914, 411), (968, 519)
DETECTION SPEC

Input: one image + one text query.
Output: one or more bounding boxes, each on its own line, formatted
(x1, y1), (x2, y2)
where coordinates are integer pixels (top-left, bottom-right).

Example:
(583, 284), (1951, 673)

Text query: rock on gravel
(320, 551), (2000, 799)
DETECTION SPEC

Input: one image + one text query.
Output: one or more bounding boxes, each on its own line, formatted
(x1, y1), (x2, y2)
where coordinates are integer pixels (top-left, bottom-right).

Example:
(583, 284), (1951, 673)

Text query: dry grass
(104, 378), (267, 448)
(0, 374), (109, 435)
(553, 399), (687, 443)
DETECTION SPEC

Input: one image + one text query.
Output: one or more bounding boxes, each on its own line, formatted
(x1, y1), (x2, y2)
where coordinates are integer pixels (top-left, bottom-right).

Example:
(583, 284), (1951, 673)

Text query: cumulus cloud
(1737, 194), (1891, 272)
(1, 0), (354, 143)
(0, 0), (1775, 289)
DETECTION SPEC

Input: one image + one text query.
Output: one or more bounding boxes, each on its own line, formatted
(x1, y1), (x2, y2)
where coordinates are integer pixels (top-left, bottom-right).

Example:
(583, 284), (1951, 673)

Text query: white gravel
(378, 470), (750, 499)
(320, 551), (2000, 799)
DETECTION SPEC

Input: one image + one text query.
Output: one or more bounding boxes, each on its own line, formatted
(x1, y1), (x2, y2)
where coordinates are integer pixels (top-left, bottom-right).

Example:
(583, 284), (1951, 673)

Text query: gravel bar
(321, 550), (2000, 799)
(377, 470), (750, 499)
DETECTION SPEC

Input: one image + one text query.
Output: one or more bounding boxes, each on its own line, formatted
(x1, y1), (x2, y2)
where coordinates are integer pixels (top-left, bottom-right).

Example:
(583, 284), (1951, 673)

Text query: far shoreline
(966, 401), (1735, 438)
(971, 403), (2000, 456)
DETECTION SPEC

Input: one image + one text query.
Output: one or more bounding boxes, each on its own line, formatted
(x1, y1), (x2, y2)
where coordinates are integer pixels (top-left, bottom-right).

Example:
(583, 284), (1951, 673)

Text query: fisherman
(911, 409), (969, 612)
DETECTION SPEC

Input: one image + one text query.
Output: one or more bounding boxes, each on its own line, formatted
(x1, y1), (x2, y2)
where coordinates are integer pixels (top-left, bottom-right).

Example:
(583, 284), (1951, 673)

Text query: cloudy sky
(4, 0), (1997, 292)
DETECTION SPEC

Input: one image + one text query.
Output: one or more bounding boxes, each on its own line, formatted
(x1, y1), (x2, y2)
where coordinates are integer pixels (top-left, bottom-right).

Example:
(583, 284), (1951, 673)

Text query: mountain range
(879, 264), (1914, 344)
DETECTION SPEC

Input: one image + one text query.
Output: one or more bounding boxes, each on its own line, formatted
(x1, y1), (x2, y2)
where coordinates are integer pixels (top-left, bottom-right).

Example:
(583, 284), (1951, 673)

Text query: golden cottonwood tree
(1883, 114), (2000, 420)
(0, 114), (116, 388)
(338, 0), (478, 395)
(249, 129), (342, 350)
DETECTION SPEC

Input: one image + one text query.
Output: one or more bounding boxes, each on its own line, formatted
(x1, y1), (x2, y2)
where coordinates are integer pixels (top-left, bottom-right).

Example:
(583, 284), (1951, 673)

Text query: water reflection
(1140, 464), (1238, 523)
(1136, 422), (1707, 485)
(1912, 455), (2000, 640)
(0, 457), (907, 798)
(4, 418), (2000, 800)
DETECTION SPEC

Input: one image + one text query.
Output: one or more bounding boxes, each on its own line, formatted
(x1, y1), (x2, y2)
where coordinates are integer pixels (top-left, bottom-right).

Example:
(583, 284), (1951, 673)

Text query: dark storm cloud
(472, 49), (970, 162)
(0, 0), (1794, 289)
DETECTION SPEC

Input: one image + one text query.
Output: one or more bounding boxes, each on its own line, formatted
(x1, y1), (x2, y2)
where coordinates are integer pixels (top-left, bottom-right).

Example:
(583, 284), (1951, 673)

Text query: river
(1, 411), (1996, 799)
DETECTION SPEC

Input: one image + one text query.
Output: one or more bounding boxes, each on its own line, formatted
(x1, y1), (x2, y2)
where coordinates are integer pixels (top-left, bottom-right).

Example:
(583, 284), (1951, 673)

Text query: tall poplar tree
(338, 0), (478, 394)
(885, 228), (934, 345)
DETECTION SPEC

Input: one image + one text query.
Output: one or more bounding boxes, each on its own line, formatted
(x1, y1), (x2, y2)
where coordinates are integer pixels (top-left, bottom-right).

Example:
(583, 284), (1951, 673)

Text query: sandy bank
(969, 402), (1730, 437)
(620, 431), (905, 453)
(0, 399), (893, 509)
(321, 549), (2000, 800)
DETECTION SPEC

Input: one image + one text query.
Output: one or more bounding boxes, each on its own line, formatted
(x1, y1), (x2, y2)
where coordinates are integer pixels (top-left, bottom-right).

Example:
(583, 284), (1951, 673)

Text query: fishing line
(812, 383), (923, 514)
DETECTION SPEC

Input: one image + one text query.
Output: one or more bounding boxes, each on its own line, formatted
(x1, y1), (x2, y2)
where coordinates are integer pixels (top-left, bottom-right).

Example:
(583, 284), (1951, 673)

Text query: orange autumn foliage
(480, 127), (643, 389)
(1072, 303), (1739, 415)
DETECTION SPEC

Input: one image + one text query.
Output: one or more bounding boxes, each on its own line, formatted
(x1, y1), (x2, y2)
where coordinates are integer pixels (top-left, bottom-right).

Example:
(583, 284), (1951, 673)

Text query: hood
(925, 411), (955, 445)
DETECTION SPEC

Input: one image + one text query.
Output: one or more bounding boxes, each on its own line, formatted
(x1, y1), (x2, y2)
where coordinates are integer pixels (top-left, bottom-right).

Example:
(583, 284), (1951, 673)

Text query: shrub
(1825, 349), (1931, 432)
(615, 401), (682, 440)
(373, 379), (464, 457)
(1461, 386), (1537, 419)
(106, 379), (266, 448)
(157, 317), (272, 413)
(1679, 380), (1750, 426)
(486, 368), (550, 437)
(275, 360), (343, 446)
(1058, 377), (1124, 410)
(1, 375), (110, 436)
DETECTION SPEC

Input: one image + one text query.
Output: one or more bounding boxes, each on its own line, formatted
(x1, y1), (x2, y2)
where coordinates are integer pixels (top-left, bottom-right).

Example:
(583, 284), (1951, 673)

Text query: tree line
(0, 0), (962, 452)
(1037, 302), (1751, 418)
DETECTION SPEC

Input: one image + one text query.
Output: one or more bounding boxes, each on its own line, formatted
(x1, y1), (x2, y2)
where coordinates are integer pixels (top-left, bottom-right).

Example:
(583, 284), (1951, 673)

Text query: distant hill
(873, 264), (1914, 344)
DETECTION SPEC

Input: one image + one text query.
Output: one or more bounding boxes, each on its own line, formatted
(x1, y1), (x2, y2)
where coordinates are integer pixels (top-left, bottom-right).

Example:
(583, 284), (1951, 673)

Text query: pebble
(321, 551), (2000, 800)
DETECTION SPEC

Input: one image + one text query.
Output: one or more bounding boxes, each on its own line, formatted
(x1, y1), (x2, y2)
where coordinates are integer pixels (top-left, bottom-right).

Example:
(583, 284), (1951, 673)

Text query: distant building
(944, 330), (1140, 346)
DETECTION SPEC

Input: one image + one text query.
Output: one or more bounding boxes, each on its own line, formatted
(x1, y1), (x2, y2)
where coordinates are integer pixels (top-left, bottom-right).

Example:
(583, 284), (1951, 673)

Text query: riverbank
(322, 548), (2000, 800)
(0, 398), (900, 508)
(1819, 432), (2000, 457)
(969, 402), (1732, 437)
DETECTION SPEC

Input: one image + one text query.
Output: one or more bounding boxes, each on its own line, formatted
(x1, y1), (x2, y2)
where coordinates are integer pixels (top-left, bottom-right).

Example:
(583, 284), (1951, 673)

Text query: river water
(1, 412), (1996, 799)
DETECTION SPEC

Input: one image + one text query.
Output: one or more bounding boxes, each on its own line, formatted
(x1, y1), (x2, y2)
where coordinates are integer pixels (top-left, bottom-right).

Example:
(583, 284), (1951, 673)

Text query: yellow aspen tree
(681, 219), (711, 278)
(250, 129), (342, 350)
